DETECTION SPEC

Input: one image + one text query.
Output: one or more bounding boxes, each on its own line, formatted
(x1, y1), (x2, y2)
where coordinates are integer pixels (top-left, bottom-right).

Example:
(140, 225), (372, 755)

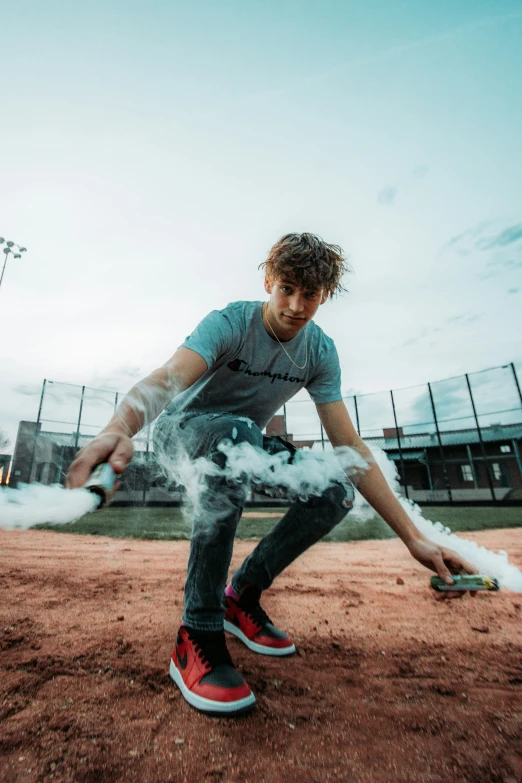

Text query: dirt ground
(0, 529), (521, 783)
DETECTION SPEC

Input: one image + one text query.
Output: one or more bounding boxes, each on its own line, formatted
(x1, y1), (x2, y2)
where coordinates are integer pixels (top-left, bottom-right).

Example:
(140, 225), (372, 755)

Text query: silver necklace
(263, 303), (308, 370)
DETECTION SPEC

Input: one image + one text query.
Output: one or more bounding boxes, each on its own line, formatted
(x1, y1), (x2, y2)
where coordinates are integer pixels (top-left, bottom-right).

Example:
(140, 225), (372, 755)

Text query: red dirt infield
(1, 528), (521, 783)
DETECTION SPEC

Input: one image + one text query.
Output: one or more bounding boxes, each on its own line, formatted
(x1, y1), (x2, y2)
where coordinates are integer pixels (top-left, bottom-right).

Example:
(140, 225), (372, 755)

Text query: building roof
(366, 422), (522, 450)
(38, 420), (522, 457)
(387, 449), (427, 461)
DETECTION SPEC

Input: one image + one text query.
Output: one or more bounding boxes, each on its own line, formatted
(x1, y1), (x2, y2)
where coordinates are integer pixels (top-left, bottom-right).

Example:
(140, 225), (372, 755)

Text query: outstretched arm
(316, 400), (478, 598)
(66, 347), (207, 488)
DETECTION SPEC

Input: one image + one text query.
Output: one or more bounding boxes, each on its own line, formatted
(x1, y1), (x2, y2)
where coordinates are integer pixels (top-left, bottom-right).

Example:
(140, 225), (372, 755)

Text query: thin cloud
(377, 165), (429, 206)
(440, 221), (522, 263)
(90, 364), (143, 391)
(445, 313), (483, 325)
(400, 327), (433, 348)
(180, 10), (522, 135)
(45, 384), (86, 403)
(439, 221), (491, 255)
(244, 11), (522, 108)
(399, 314), (482, 349)
(476, 224), (522, 251)
(377, 185), (398, 206)
(401, 336), (421, 347)
(485, 258), (522, 269)
(412, 165), (429, 179)
(13, 383), (41, 397)
(410, 381), (473, 425)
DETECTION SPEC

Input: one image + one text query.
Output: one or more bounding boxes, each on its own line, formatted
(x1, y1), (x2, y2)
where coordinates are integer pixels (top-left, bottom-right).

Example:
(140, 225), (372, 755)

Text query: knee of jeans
(210, 417), (263, 468)
(201, 475), (249, 509)
(192, 511), (238, 542)
(309, 481), (354, 521)
(225, 417), (263, 448)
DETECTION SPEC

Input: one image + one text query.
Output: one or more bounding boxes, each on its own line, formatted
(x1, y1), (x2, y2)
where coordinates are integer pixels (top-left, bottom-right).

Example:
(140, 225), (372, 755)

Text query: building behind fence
(8, 363), (522, 504)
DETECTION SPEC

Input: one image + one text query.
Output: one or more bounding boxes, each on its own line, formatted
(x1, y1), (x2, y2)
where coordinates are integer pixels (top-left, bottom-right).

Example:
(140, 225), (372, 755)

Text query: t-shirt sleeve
(306, 340), (343, 404)
(181, 309), (235, 369)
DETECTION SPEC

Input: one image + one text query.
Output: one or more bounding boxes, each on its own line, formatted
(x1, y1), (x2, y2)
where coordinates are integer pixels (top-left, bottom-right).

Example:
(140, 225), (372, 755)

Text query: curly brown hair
(259, 233), (351, 298)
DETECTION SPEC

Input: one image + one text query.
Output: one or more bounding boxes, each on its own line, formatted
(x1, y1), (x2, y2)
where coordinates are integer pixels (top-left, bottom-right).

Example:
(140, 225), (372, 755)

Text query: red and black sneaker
(224, 584), (296, 656)
(170, 626), (256, 715)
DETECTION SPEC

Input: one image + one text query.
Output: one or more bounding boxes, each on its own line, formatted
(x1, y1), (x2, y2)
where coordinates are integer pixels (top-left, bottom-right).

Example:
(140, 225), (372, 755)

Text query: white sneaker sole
(224, 620), (296, 656)
(169, 659), (256, 715)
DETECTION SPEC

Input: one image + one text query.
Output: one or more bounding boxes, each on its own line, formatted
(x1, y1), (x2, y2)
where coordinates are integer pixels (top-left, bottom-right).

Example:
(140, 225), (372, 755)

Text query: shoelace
(244, 603), (272, 629)
(238, 588), (273, 629)
(185, 629), (233, 670)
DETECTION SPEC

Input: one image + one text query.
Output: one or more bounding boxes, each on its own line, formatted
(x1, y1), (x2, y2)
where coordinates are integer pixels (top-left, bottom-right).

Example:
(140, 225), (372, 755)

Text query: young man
(67, 233), (477, 717)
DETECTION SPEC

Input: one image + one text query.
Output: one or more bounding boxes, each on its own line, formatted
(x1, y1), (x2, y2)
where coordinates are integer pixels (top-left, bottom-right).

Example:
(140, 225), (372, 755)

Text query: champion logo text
(227, 359), (305, 384)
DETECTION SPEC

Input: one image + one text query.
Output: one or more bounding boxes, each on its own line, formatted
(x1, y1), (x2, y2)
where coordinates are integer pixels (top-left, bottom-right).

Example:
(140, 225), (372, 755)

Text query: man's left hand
(407, 538), (479, 600)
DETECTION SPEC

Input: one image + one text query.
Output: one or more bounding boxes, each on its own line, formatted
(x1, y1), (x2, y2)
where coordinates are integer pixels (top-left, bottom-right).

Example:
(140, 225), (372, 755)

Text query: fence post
(142, 423), (150, 504)
(353, 395), (361, 436)
(466, 444), (478, 488)
(511, 362), (522, 408)
(512, 439), (522, 484)
(465, 373), (497, 502)
(390, 389), (409, 500)
(423, 454), (433, 491)
(28, 378), (47, 482)
(74, 386), (86, 450)
(506, 364), (522, 484)
(320, 423), (325, 451)
(427, 382), (453, 502)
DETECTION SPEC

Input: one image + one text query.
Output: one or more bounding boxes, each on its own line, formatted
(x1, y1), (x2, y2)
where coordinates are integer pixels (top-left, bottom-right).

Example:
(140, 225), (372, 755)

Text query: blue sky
(1, 0), (522, 445)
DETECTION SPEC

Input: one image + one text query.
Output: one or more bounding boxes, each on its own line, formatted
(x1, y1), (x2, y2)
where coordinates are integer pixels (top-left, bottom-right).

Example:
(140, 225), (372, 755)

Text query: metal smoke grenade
(84, 463), (117, 509)
(430, 575), (500, 592)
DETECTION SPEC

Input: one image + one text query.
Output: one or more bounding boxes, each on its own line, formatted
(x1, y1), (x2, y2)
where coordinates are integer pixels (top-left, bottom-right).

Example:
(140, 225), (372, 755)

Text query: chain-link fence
(8, 363), (522, 504)
(284, 362), (522, 503)
(9, 380), (163, 502)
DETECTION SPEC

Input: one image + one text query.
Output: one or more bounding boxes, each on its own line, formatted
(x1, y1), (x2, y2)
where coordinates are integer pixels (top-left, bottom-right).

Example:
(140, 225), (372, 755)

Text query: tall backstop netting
(8, 362), (522, 505)
(9, 381), (170, 503)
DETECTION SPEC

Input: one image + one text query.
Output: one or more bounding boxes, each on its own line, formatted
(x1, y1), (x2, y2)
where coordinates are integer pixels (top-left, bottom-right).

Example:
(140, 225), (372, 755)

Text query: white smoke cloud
(1, 436), (520, 593)
(219, 441), (368, 500)
(157, 435), (522, 591)
(353, 445), (522, 592)
(0, 484), (98, 530)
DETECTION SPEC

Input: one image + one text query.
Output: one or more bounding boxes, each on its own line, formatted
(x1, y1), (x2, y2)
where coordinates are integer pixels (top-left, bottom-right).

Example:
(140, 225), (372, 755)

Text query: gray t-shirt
(164, 300), (342, 430)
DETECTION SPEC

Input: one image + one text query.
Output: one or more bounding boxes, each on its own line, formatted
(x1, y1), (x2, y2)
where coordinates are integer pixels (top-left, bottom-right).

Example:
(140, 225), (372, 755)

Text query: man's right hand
(66, 432), (134, 489)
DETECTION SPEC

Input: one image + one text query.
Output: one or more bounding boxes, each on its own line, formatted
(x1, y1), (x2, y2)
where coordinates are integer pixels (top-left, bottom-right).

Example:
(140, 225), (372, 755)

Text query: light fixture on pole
(0, 238), (27, 293)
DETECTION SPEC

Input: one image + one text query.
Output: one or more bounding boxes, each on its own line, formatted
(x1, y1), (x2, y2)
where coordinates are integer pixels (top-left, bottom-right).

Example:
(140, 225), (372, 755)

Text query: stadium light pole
(0, 238), (27, 294)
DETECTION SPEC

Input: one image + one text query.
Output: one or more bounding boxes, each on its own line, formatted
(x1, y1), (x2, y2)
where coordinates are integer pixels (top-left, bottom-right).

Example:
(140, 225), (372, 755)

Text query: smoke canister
(430, 574), (500, 592)
(84, 463), (117, 509)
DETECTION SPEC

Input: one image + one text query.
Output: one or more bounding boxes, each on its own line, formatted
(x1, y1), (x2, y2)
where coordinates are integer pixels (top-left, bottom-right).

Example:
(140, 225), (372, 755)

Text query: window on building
(500, 445), (511, 453)
(460, 464), (473, 482)
(492, 463), (502, 481)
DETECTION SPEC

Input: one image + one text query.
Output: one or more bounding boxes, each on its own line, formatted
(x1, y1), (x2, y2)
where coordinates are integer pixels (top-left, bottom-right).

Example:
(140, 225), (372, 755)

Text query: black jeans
(154, 411), (354, 631)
